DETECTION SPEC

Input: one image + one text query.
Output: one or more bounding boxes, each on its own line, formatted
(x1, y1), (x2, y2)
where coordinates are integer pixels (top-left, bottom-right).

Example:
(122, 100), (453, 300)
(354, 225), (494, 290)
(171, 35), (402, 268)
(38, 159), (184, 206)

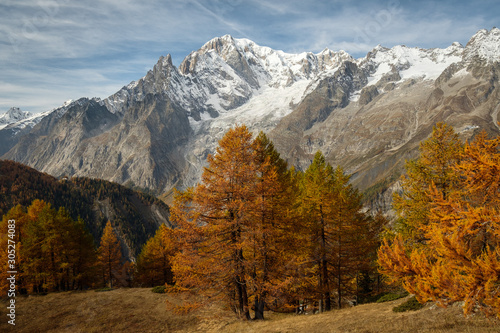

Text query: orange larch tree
(171, 126), (299, 320)
(299, 152), (377, 311)
(1, 200), (97, 294)
(171, 125), (257, 320)
(136, 224), (176, 287)
(379, 126), (500, 318)
(392, 122), (463, 244)
(172, 126), (381, 318)
(98, 221), (123, 288)
(246, 131), (294, 319)
(0, 204), (29, 295)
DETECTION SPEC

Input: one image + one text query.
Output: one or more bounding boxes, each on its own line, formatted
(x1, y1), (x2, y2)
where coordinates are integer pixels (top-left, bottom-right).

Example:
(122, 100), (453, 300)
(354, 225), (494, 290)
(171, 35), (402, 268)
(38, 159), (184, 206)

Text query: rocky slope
(2, 28), (500, 212)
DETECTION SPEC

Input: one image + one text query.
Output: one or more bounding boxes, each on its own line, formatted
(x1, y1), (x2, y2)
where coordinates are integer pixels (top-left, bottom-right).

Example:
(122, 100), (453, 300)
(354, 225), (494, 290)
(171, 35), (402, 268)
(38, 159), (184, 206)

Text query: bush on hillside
(392, 296), (425, 312)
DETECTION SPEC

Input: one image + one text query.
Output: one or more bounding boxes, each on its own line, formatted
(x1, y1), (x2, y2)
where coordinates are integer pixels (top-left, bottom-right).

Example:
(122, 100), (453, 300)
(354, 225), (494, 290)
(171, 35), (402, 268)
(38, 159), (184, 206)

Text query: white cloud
(0, 0), (498, 113)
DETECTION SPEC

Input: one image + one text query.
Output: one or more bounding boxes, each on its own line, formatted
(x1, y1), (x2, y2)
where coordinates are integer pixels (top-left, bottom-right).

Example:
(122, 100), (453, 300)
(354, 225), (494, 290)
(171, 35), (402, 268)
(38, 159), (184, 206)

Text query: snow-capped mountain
(0, 107), (32, 130)
(105, 35), (353, 119)
(463, 27), (500, 63)
(358, 42), (463, 90)
(2, 28), (500, 211)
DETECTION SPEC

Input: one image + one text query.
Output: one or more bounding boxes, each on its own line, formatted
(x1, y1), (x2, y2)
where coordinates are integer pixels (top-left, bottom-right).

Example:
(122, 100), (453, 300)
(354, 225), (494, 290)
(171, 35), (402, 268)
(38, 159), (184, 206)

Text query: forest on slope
(0, 160), (171, 258)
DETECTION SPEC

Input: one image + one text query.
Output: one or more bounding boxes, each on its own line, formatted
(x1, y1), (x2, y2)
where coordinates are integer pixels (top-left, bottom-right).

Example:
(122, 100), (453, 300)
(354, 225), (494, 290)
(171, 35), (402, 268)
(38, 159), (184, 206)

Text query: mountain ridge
(2, 28), (500, 210)
(0, 159), (171, 259)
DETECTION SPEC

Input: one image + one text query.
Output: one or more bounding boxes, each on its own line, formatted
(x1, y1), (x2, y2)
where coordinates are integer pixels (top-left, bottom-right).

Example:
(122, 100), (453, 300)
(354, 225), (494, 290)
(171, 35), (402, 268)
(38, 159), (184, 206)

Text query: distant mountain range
(2, 28), (500, 212)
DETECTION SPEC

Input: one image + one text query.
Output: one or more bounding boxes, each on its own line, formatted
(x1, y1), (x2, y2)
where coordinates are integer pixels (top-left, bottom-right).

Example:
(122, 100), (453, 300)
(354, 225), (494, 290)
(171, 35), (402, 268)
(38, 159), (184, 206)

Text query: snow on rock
(0, 107), (32, 130)
(464, 27), (500, 63)
(0, 99), (90, 134)
(7, 29), (499, 142)
(361, 42), (463, 87)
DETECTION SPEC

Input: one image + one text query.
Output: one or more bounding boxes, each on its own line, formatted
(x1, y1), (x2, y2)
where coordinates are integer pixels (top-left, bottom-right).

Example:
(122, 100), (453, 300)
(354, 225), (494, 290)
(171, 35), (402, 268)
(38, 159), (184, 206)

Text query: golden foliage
(0, 200), (97, 295)
(135, 224), (176, 287)
(171, 126), (383, 319)
(379, 124), (500, 318)
(97, 221), (123, 288)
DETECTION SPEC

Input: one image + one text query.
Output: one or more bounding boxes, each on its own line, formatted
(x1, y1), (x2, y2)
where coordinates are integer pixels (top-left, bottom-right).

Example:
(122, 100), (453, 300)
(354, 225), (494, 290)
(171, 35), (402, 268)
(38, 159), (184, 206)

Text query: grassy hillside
(1, 289), (498, 332)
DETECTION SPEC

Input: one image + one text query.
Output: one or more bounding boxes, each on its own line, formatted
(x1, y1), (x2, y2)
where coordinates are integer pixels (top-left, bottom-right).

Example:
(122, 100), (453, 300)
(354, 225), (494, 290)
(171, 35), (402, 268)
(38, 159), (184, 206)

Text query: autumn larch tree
(0, 200), (97, 295)
(68, 217), (98, 290)
(392, 122), (463, 244)
(22, 201), (80, 292)
(246, 131), (294, 319)
(378, 123), (464, 307)
(171, 126), (379, 318)
(172, 126), (301, 320)
(379, 125), (500, 318)
(299, 152), (377, 311)
(136, 224), (176, 287)
(98, 221), (123, 288)
(171, 125), (257, 320)
(0, 204), (29, 295)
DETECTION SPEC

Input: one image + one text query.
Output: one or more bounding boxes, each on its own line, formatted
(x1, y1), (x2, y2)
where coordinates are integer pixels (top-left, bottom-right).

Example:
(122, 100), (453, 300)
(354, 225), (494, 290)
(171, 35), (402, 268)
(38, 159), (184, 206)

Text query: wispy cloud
(0, 0), (498, 113)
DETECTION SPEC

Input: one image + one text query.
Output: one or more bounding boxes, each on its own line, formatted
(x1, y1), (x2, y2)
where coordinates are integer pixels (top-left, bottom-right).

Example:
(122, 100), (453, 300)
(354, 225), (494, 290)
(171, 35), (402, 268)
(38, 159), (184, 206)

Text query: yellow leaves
(97, 221), (122, 288)
(171, 126), (383, 317)
(393, 123), (463, 243)
(380, 123), (500, 318)
(378, 236), (416, 283)
(136, 224), (176, 287)
(0, 200), (98, 295)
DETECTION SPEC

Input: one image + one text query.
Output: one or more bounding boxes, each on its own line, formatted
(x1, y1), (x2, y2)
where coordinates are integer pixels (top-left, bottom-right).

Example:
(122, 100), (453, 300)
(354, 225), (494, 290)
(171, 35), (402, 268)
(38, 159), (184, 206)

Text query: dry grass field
(1, 288), (499, 332)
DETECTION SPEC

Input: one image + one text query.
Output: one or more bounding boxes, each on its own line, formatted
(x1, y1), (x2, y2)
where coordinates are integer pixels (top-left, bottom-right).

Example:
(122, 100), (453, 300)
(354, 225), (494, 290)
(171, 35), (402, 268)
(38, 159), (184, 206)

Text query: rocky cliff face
(2, 29), (500, 214)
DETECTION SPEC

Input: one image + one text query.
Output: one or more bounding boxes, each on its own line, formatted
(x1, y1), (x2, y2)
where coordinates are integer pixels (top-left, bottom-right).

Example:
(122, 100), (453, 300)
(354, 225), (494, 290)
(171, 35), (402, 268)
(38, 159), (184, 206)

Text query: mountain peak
(0, 107), (31, 125)
(3, 28), (500, 206)
(157, 54), (173, 67)
(464, 27), (500, 63)
(0, 107), (34, 132)
(201, 34), (237, 54)
(6, 107), (24, 117)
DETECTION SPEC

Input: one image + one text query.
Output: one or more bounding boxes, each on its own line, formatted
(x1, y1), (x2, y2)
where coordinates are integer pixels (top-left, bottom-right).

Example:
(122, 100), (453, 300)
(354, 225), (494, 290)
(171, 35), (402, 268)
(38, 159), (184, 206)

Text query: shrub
(152, 285), (166, 293)
(376, 290), (409, 303)
(392, 296), (425, 312)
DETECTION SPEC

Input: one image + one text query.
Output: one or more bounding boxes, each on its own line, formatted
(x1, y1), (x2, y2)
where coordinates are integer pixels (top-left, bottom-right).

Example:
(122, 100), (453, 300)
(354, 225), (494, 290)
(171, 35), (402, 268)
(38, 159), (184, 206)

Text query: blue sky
(1, 0), (499, 113)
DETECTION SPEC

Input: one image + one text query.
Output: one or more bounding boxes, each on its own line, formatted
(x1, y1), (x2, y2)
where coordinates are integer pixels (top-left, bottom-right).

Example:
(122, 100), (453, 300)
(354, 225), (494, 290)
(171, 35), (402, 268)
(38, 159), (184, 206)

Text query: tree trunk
(254, 295), (265, 320)
(322, 258), (331, 311)
(337, 272), (342, 309)
(320, 208), (331, 311)
(109, 252), (113, 288)
(236, 275), (251, 320)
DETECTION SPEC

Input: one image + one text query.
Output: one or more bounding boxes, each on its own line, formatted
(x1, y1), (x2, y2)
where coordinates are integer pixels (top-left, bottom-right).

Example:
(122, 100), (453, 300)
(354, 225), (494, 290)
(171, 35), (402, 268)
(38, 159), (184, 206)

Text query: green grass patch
(95, 287), (114, 292)
(392, 296), (425, 312)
